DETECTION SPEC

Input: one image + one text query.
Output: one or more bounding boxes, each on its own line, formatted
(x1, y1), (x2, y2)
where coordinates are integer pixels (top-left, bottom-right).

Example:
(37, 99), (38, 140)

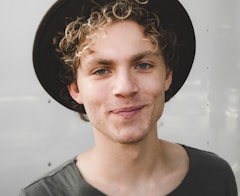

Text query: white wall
(0, 0), (239, 195)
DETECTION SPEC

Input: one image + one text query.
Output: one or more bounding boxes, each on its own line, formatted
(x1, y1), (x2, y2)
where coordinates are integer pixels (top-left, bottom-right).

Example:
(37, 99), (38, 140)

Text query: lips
(111, 105), (145, 119)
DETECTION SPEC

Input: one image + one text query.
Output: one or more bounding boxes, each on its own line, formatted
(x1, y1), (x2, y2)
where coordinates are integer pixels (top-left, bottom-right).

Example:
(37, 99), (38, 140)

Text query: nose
(112, 69), (139, 98)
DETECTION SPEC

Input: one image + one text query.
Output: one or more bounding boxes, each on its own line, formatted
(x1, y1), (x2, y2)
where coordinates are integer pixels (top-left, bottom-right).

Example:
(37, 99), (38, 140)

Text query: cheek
(142, 75), (166, 97)
(77, 79), (107, 111)
(79, 94), (103, 123)
(142, 76), (166, 118)
(149, 80), (166, 118)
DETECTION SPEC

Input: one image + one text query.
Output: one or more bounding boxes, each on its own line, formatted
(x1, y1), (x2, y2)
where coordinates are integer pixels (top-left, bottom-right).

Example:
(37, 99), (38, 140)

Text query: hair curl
(55, 0), (178, 121)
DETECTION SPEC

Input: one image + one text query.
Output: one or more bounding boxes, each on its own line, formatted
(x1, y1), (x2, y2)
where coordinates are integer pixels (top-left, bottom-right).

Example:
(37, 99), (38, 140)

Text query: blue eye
(136, 63), (152, 70)
(94, 68), (109, 75)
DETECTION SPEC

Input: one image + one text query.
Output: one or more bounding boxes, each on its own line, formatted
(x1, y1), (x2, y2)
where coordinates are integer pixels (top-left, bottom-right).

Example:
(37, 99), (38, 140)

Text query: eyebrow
(129, 51), (161, 62)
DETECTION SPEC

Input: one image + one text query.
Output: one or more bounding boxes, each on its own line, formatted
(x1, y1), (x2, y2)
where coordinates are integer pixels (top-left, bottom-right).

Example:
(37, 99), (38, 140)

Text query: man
(20, 0), (237, 195)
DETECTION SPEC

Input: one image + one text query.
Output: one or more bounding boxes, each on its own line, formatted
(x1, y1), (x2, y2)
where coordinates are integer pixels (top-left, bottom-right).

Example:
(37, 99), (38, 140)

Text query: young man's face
(69, 20), (172, 144)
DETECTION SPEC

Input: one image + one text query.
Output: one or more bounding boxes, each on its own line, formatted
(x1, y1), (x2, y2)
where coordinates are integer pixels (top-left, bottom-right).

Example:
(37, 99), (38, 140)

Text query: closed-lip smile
(111, 105), (145, 119)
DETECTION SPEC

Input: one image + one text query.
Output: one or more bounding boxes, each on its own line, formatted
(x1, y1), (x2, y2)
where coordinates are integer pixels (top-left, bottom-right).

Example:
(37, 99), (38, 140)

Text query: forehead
(81, 20), (158, 60)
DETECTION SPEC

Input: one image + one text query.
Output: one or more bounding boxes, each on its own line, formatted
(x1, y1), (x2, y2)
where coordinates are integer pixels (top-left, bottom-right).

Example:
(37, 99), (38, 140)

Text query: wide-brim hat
(33, 0), (195, 112)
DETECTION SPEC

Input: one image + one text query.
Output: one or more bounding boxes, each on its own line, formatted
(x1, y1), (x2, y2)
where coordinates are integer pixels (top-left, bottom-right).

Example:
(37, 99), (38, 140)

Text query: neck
(91, 127), (167, 180)
(76, 128), (189, 195)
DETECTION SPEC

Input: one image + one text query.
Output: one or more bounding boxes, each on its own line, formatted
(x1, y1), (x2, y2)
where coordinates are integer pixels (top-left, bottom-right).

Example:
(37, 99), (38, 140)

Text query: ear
(165, 69), (173, 91)
(68, 82), (83, 104)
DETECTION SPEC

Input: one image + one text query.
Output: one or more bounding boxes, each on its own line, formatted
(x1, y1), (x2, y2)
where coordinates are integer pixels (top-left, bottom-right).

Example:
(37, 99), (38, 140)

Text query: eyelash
(91, 62), (153, 76)
(93, 68), (110, 75)
(136, 63), (153, 70)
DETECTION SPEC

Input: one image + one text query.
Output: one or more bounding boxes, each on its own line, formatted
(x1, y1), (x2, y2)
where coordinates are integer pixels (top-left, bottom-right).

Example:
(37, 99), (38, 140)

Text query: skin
(69, 20), (189, 196)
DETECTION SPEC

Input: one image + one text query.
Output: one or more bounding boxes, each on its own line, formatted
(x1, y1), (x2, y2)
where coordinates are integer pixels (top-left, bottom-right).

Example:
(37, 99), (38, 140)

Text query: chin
(112, 131), (150, 145)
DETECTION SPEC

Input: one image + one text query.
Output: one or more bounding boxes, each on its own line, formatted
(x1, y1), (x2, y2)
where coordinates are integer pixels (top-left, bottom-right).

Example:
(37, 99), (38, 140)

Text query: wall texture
(0, 0), (239, 195)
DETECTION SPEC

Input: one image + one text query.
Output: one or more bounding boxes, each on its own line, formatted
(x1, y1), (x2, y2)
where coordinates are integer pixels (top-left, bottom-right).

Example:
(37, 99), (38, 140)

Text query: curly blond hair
(55, 0), (178, 121)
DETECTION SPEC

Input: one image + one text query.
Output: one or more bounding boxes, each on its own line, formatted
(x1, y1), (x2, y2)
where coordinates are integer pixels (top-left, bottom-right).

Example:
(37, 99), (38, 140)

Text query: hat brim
(33, 0), (195, 112)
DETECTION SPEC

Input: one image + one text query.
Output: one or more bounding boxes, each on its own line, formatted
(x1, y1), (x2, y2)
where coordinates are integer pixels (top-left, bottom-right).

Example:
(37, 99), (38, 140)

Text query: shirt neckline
(72, 144), (193, 195)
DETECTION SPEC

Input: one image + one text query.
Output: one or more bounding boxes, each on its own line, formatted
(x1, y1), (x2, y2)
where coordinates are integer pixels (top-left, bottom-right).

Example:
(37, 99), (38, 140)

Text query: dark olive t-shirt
(19, 145), (238, 196)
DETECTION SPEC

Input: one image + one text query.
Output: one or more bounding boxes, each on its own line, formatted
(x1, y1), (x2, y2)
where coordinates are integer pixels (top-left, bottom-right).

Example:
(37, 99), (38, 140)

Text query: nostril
(114, 85), (138, 98)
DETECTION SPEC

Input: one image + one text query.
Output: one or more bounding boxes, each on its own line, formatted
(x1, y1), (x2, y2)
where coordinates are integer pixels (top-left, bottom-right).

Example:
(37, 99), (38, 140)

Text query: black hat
(33, 0), (195, 112)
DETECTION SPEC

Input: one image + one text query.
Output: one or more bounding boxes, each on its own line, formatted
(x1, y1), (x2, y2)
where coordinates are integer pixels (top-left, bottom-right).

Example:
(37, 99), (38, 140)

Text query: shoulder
(19, 158), (82, 196)
(182, 145), (238, 195)
(184, 145), (232, 172)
